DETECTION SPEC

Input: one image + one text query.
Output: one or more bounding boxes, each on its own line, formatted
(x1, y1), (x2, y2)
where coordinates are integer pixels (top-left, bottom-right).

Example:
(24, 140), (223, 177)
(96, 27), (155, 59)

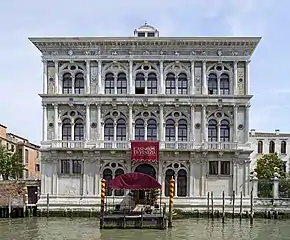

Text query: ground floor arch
(134, 163), (157, 179)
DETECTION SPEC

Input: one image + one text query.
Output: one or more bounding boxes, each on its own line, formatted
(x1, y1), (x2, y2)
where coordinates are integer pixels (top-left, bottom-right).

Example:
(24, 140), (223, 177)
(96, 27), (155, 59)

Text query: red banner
(131, 141), (159, 162)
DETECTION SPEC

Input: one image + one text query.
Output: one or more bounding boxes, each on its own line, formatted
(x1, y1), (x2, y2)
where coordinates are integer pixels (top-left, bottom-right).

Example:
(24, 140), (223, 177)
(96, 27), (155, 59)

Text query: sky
(0, 0), (289, 145)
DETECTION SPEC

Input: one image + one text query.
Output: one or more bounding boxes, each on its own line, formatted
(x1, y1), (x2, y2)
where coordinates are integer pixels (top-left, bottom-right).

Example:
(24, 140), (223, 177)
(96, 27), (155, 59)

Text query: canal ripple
(0, 218), (290, 240)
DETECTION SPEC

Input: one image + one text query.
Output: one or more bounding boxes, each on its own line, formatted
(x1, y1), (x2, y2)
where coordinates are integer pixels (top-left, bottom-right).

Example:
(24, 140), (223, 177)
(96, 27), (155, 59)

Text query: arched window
(147, 119), (157, 140)
(165, 169), (175, 196)
(104, 119), (114, 141)
(281, 141), (287, 154)
(105, 73), (114, 94)
(220, 73), (230, 95)
(177, 169), (187, 197)
(117, 73), (127, 94)
(269, 140), (275, 153)
(208, 73), (217, 95)
(74, 73), (84, 94)
(114, 169), (125, 196)
(63, 73), (72, 94)
(116, 118), (126, 141)
(147, 73), (157, 94)
(220, 119), (230, 142)
(74, 118), (84, 140)
(208, 119), (217, 142)
(178, 119), (187, 141)
(135, 73), (145, 94)
(178, 73), (188, 95)
(257, 140), (263, 154)
(165, 119), (175, 141)
(135, 119), (145, 140)
(62, 119), (71, 140)
(165, 73), (175, 94)
(103, 169), (113, 196)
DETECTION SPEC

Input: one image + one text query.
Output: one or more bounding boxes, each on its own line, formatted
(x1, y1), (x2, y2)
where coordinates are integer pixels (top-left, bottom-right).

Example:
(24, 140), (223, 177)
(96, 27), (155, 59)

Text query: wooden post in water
(207, 192), (210, 218)
(8, 195), (11, 218)
(250, 189), (254, 225)
(100, 179), (106, 229)
(46, 193), (50, 218)
(168, 177), (175, 228)
(211, 191), (214, 220)
(232, 190), (235, 219)
(239, 191), (243, 220)
(222, 191), (225, 223)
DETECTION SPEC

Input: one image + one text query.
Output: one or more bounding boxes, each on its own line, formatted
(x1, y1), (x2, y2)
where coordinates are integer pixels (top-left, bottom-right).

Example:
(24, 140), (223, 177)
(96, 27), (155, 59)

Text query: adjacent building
(30, 24), (261, 209)
(249, 129), (290, 172)
(0, 124), (41, 180)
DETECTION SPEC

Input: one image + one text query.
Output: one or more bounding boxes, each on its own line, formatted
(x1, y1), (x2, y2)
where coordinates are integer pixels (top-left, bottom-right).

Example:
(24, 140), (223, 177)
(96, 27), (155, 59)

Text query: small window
(35, 164), (40, 172)
(269, 141), (275, 153)
(138, 32), (145, 37)
(257, 140), (263, 154)
(209, 161), (218, 175)
(25, 149), (29, 164)
(72, 160), (82, 174)
(220, 161), (231, 175)
(147, 32), (155, 37)
(61, 160), (70, 174)
(281, 141), (287, 154)
(11, 145), (15, 152)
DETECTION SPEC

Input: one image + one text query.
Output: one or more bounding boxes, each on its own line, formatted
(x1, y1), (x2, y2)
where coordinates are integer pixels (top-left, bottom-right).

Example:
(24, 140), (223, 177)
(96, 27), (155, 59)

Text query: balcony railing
(47, 140), (249, 151)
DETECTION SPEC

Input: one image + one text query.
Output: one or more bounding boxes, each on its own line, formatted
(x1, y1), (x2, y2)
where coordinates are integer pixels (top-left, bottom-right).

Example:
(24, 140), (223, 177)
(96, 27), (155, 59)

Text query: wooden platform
(102, 212), (167, 229)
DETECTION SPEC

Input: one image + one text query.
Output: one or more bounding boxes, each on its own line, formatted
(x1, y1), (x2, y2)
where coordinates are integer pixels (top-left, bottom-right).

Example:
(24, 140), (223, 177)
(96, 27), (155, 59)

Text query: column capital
(52, 103), (58, 108)
(127, 103), (133, 109)
(85, 60), (90, 63)
(42, 103), (47, 107)
(246, 60), (251, 64)
(85, 103), (91, 108)
(233, 60), (238, 64)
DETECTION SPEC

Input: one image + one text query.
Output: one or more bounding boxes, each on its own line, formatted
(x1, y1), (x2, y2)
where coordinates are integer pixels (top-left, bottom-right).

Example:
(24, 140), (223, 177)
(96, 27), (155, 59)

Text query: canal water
(0, 218), (290, 240)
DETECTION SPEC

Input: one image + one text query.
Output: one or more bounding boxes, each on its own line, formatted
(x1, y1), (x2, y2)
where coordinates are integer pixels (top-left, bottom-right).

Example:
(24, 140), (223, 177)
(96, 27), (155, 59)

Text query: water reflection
(0, 218), (290, 240)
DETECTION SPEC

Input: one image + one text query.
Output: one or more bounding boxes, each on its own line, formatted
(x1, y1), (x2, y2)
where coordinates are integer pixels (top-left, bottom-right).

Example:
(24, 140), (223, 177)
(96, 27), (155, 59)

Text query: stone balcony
(42, 140), (251, 151)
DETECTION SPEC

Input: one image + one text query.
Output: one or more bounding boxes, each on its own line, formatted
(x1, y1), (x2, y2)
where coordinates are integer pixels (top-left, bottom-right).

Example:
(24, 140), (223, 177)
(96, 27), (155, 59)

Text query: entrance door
(27, 186), (38, 204)
(134, 164), (156, 204)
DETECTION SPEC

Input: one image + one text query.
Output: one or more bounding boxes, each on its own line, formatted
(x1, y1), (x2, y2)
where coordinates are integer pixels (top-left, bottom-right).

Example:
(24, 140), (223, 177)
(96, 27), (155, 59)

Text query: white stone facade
(30, 24), (261, 210)
(249, 129), (290, 172)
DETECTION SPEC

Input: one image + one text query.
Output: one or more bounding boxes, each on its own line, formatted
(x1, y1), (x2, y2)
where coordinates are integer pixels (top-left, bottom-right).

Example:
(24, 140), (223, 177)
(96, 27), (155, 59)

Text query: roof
(250, 132), (290, 138)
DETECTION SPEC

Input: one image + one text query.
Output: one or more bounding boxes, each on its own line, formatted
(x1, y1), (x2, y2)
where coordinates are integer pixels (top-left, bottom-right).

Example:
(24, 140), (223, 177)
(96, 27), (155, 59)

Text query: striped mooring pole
(100, 179), (106, 229)
(168, 177), (175, 228)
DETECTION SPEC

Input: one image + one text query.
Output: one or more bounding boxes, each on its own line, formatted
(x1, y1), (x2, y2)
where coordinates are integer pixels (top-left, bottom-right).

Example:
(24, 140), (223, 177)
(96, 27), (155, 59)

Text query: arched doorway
(134, 163), (156, 179)
(134, 163), (157, 204)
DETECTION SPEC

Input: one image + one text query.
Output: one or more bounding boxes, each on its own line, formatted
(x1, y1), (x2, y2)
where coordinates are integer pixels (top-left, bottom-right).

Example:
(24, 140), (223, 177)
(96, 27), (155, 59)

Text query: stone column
(232, 159), (238, 194)
(233, 61), (238, 95)
(273, 172), (280, 199)
(42, 104), (47, 142)
(97, 60), (102, 94)
(54, 61), (59, 94)
(128, 105), (133, 140)
(86, 104), (90, 140)
(41, 160), (46, 195)
(190, 61), (195, 95)
(43, 60), (48, 94)
(244, 105), (250, 143)
(245, 160), (250, 196)
(53, 104), (58, 140)
(233, 105), (238, 142)
(97, 104), (102, 141)
(190, 105), (195, 141)
(86, 60), (91, 94)
(201, 105), (207, 143)
(251, 171), (258, 198)
(159, 105), (164, 142)
(95, 156), (101, 196)
(53, 159), (58, 195)
(245, 60), (250, 95)
(202, 61), (207, 95)
(189, 155), (195, 197)
(129, 60), (133, 94)
(160, 61), (164, 94)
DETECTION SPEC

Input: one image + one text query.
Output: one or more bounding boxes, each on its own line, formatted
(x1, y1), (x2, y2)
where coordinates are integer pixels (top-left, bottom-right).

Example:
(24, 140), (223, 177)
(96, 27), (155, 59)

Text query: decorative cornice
(29, 37), (261, 59)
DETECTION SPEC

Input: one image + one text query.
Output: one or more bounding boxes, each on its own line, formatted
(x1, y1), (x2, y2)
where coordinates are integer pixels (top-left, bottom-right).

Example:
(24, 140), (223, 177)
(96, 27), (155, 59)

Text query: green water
(0, 218), (290, 240)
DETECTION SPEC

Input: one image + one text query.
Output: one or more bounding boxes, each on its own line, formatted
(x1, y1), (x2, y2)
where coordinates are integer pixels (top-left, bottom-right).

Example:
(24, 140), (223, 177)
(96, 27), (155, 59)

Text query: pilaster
(233, 61), (238, 95)
(190, 104), (195, 141)
(160, 61), (164, 94)
(86, 60), (91, 94)
(129, 60), (133, 94)
(245, 60), (250, 95)
(201, 105), (207, 142)
(233, 105), (238, 142)
(159, 104), (164, 141)
(86, 104), (90, 140)
(128, 104), (133, 140)
(202, 61), (207, 95)
(42, 60), (48, 94)
(53, 104), (59, 140)
(96, 104), (102, 140)
(42, 104), (47, 141)
(54, 61), (59, 94)
(190, 61), (195, 95)
(244, 105), (250, 143)
(97, 60), (102, 94)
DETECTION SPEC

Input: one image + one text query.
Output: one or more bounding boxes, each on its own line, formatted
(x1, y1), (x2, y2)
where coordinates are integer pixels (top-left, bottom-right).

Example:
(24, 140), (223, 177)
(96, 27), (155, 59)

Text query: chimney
(250, 129), (255, 136)
(275, 129), (280, 135)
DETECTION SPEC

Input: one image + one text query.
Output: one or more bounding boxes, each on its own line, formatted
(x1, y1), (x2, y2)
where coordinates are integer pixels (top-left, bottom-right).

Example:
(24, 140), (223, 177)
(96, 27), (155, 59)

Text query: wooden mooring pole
(46, 193), (49, 218)
(250, 190), (254, 225)
(222, 191), (225, 223)
(100, 179), (106, 229)
(207, 192), (210, 218)
(232, 190), (235, 219)
(168, 177), (175, 228)
(211, 191), (214, 220)
(239, 191), (243, 220)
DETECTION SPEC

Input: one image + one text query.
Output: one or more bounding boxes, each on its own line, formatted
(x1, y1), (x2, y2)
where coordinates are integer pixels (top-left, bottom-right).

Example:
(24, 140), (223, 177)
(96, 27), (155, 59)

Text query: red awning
(107, 172), (161, 190)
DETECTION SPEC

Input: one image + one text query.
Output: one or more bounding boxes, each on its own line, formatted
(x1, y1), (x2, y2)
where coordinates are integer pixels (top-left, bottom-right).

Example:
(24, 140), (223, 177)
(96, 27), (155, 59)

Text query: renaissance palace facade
(30, 24), (261, 210)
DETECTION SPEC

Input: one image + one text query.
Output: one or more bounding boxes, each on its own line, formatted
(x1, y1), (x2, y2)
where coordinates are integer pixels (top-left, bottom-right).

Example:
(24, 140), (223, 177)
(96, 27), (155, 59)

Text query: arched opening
(134, 163), (157, 204)
(134, 163), (156, 179)
(177, 169), (187, 197)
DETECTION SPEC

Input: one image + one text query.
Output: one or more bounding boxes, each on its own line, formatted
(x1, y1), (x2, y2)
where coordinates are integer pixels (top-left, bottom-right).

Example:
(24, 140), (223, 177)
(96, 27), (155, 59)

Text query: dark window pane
(209, 161), (218, 175)
(165, 73), (175, 94)
(220, 161), (230, 175)
(165, 119), (175, 141)
(72, 160), (82, 174)
(61, 160), (70, 174)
